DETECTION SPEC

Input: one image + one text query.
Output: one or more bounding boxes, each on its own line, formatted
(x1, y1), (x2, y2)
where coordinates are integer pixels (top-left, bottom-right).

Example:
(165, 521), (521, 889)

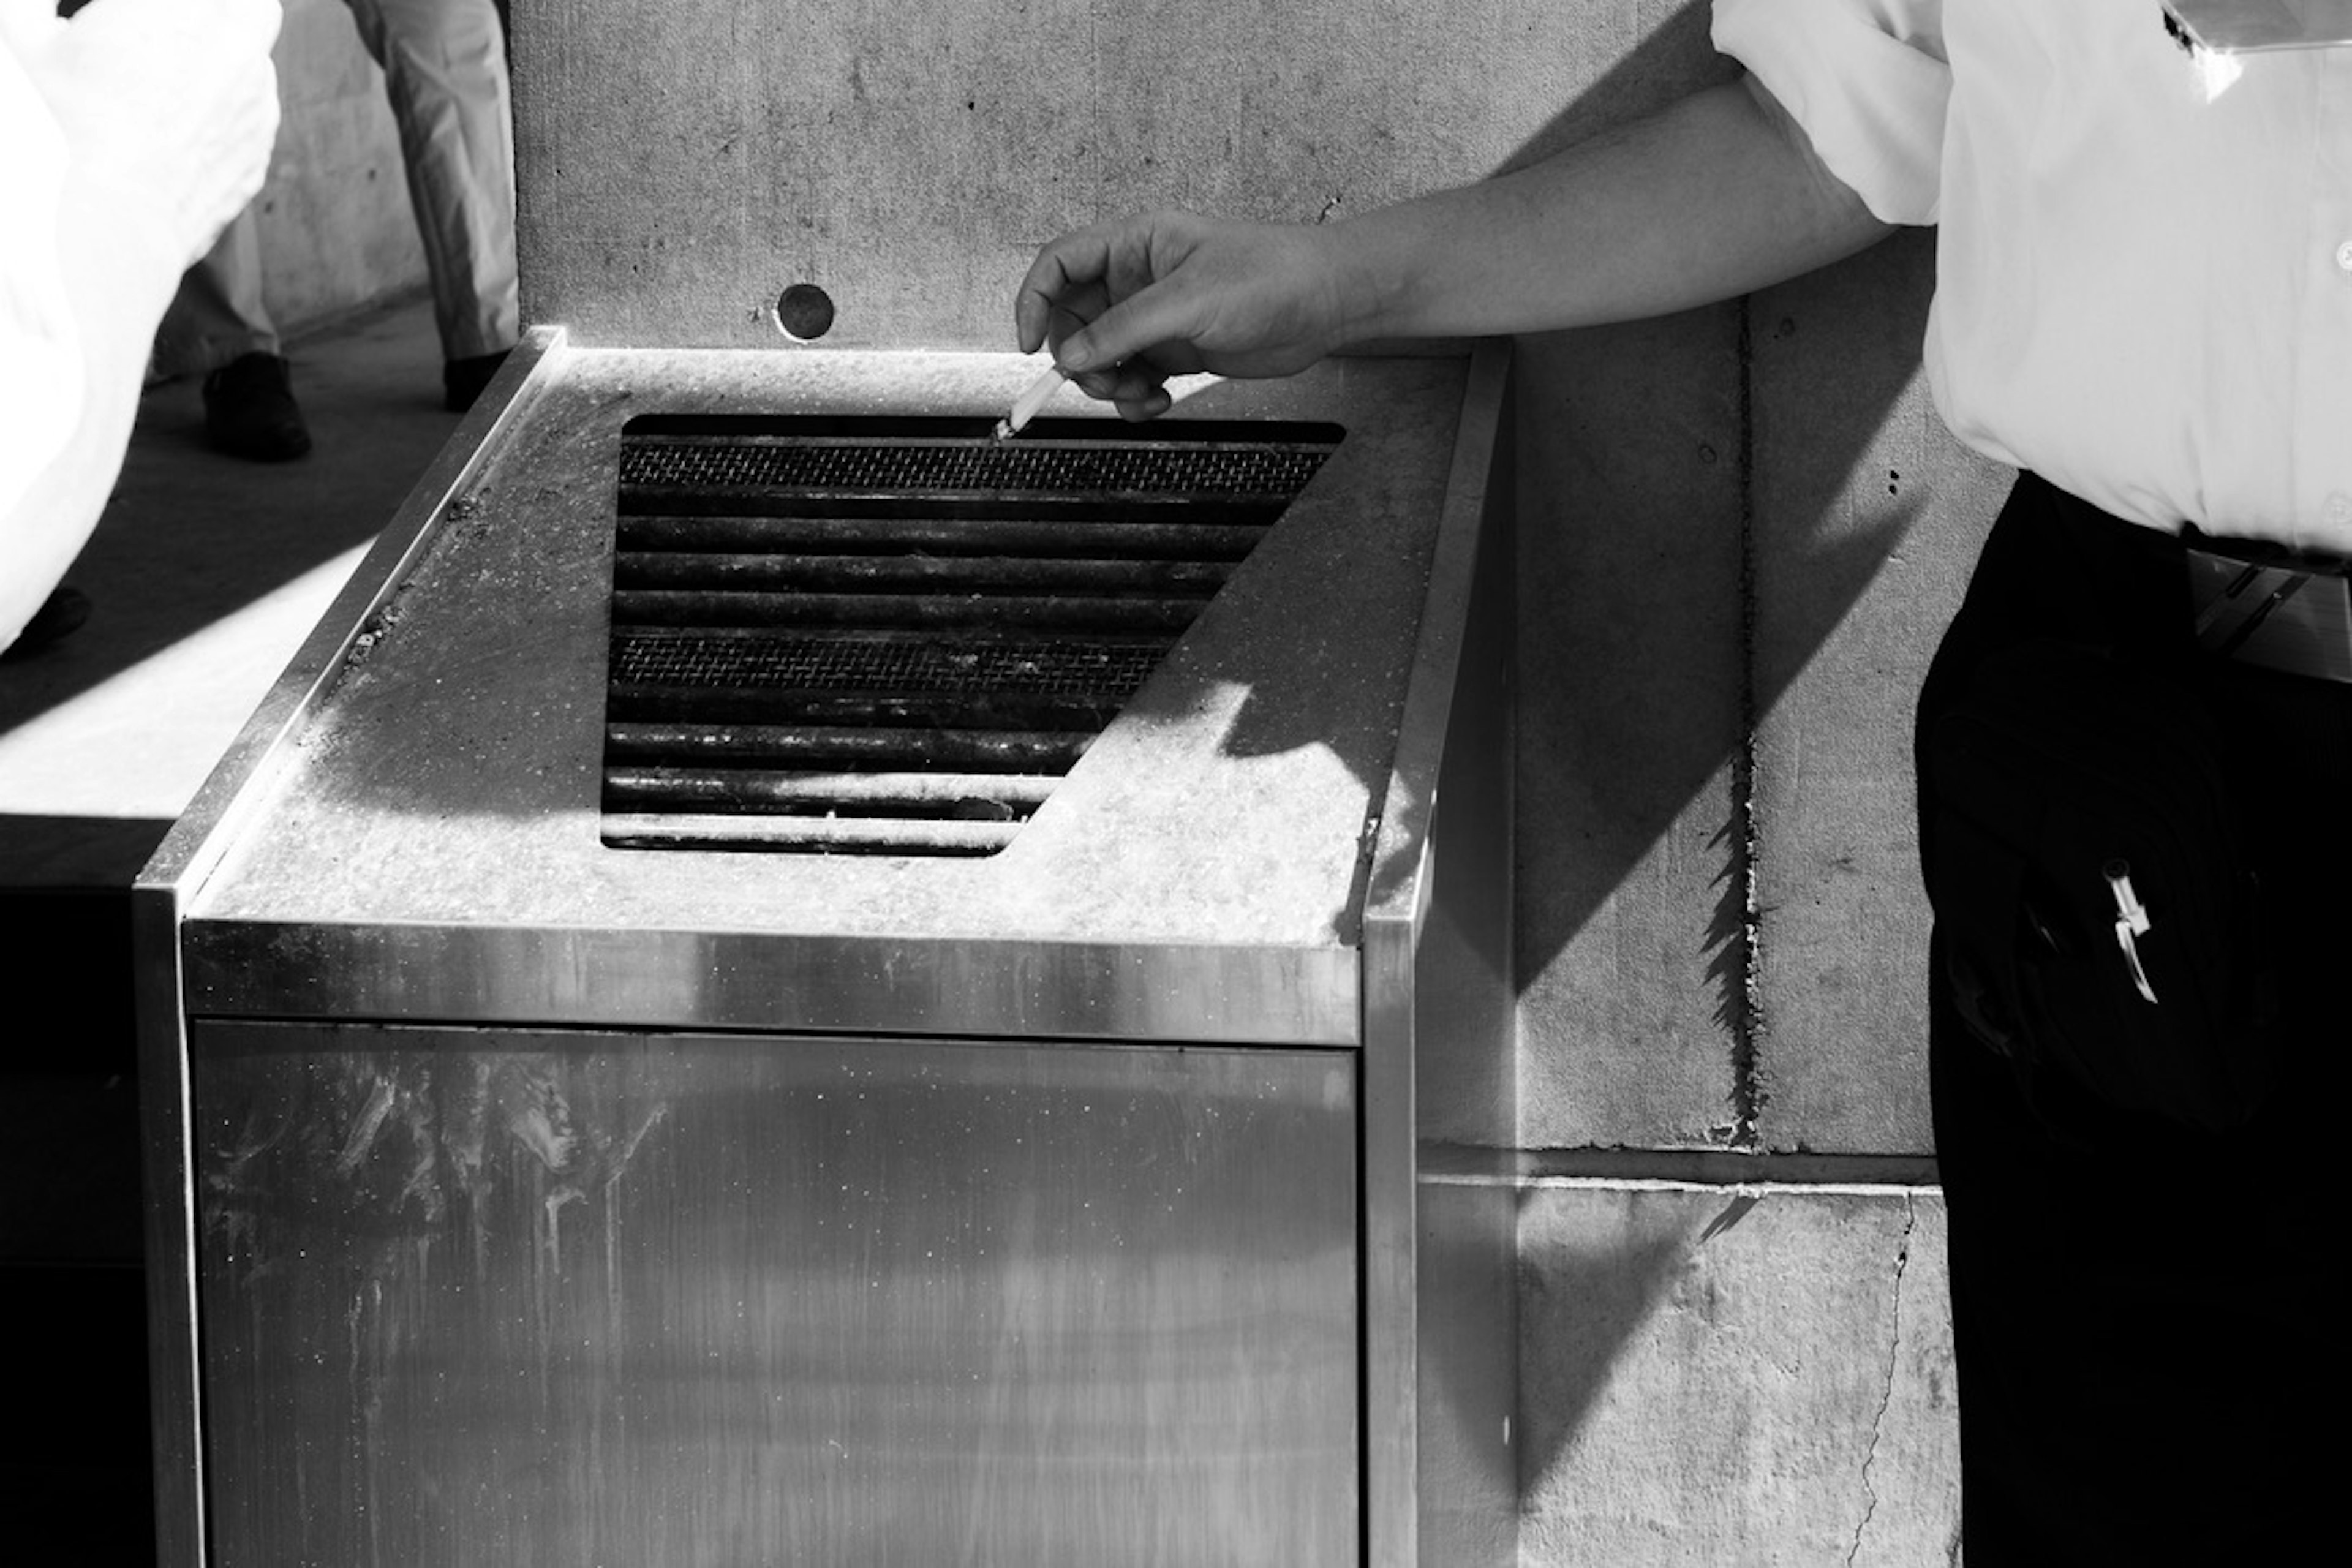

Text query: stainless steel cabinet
(191, 1024), (1357, 1567)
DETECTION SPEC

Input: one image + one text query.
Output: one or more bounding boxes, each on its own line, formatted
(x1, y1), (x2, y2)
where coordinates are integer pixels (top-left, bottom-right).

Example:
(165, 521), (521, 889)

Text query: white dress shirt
(1714, 0), (2352, 555)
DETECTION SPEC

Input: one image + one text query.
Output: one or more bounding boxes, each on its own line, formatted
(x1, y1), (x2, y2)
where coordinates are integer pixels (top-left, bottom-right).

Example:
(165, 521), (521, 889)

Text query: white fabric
(0, 0), (279, 651)
(1714, 0), (2352, 553)
(2, 1), (91, 524)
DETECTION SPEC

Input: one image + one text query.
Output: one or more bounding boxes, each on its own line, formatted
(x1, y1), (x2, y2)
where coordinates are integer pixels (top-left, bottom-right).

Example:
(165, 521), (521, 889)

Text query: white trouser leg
(342, 0), (519, 361)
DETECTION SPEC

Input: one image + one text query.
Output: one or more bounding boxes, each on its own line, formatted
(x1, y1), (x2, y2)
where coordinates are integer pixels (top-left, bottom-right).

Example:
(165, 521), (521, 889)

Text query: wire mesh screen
(617, 436), (1332, 498)
(611, 634), (1169, 703)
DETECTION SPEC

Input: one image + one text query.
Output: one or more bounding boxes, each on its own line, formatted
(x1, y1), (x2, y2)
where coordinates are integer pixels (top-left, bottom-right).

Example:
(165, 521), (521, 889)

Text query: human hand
(1014, 211), (1355, 420)
(18, 0), (281, 270)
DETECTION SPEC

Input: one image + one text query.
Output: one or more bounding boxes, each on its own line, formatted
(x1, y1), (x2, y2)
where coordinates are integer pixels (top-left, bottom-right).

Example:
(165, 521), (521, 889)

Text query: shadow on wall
(1499, 12), (1941, 1060)
(1513, 1184), (1716, 1489)
(1186, 2), (1937, 1000)
(1102, 3), (1940, 1047)
(1512, 1183), (1961, 1553)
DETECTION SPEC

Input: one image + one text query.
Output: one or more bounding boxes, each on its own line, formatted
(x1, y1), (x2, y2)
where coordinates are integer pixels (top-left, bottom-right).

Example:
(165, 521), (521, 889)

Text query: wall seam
(1729, 298), (1766, 1148)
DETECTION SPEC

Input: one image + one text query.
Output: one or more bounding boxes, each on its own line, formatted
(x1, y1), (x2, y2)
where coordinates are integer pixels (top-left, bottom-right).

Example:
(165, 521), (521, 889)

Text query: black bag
(1922, 636), (2278, 1132)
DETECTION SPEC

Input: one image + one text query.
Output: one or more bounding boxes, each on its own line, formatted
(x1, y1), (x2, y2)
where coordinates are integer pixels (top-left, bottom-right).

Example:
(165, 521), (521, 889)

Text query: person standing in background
(165, 0), (519, 461)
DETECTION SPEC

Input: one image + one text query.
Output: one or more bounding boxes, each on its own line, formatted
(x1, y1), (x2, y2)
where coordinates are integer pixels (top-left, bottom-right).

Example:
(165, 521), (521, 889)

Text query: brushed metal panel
(177, 921), (1360, 1046)
(1362, 342), (1517, 1567)
(1408, 351), (1518, 1568)
(189, 1023), (1357, 1568)
(131, 880), (206, 1568)
(2165, 0), (2352, 51)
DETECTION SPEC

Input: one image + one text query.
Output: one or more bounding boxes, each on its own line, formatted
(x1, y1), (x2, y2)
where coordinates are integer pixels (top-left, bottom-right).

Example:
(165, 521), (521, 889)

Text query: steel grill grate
(602, 415), (1341, 856)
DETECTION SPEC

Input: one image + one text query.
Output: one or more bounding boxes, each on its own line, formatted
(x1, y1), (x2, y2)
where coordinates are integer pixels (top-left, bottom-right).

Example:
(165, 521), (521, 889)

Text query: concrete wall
(1501, 6), (2001, 1554)
(246, 0), (428, 337)
(1510, 48), (2010, 1164)
(1517, 1184), (1958, 1566)
(1504, 10), (1999, 1559)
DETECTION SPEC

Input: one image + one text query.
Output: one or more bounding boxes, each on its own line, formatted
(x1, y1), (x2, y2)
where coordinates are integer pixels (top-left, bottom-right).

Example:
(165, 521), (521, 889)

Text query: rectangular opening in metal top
(601, 414), (1345, 857)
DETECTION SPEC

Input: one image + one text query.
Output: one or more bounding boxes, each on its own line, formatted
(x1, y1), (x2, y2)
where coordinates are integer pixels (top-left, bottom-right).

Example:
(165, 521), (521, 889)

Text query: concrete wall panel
(1513, 311), (1746, 1151)
(1517, 1183), (1959, 1566)
(513, 0), (1722, 349)
(1746, 235), (2010, 1153)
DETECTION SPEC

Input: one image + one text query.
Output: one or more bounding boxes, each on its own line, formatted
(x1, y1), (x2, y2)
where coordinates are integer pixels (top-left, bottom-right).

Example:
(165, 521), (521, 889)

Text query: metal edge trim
(2163, 0), (2352, 52)
(132, 881), (205, 1568)
(1357, 337), (1514, 1568)
(176, 921), (1363, 1047)
(1363, 338), (1513, 928)
(135, 326), (566, 907)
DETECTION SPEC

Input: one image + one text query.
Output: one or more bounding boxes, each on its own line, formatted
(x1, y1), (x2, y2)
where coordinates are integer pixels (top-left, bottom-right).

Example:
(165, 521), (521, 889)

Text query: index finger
(1014, 222), (1126, 353)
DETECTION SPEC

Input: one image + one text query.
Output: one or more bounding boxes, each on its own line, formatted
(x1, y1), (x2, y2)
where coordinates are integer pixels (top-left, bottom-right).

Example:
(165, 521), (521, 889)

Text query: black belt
(2185, 532), (2352, 684)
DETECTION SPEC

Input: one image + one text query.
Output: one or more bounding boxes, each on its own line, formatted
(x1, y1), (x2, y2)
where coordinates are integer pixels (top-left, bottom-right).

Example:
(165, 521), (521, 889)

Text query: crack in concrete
(1846, 1191), (1917, 1566)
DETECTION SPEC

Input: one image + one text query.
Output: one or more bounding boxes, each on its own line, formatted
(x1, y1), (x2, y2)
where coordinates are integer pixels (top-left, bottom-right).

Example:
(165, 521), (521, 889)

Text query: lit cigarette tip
(997, 362), (1068, 441)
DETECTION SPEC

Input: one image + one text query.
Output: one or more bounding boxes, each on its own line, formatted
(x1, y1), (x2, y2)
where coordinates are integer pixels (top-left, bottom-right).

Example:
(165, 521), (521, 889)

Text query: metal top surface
(177, 347), (1472, 966)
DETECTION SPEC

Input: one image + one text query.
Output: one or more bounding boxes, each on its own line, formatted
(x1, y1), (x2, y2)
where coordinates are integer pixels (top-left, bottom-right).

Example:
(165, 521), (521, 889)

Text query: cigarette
(993, 362), (1068, 441)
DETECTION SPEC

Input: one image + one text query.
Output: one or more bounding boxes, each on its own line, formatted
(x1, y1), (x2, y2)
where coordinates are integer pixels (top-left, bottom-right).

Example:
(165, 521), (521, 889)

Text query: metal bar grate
(601, 416), (1341, 856)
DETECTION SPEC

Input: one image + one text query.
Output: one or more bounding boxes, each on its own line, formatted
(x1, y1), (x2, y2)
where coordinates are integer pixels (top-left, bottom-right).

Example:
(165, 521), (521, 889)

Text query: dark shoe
(443, 349), (512, 413)
(202, 353), (311, 462)
(2, 586), (92, 661)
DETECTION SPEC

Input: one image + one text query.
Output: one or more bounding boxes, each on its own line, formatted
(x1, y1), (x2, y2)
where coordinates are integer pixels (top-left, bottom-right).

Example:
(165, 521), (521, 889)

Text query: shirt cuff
(1711, 0), (1951, 226)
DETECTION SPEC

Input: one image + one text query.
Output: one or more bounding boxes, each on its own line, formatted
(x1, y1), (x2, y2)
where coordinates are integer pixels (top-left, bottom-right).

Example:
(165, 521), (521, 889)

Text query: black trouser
(1918, 473), (2344, 1563)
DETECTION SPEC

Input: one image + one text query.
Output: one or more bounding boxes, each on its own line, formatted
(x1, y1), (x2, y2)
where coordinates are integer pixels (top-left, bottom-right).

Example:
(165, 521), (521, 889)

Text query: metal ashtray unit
(133, 7), (1517, 1566)
(136, 340), (1515, 1568)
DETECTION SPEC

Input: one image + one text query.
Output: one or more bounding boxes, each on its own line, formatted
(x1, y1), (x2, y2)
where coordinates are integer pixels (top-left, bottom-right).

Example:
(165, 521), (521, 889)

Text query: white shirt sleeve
(1711, 0), (1951, 225)
(0, 4), (86, 526)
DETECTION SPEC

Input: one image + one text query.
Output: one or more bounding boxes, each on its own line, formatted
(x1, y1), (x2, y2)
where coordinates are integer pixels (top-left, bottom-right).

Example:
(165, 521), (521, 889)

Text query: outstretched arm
(1016, 75), (1896, 418)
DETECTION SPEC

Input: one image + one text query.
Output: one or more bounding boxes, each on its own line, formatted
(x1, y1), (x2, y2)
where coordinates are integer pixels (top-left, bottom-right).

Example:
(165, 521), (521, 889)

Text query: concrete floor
(0, 291), (458, 1558)
(0, 290), (459, 851)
